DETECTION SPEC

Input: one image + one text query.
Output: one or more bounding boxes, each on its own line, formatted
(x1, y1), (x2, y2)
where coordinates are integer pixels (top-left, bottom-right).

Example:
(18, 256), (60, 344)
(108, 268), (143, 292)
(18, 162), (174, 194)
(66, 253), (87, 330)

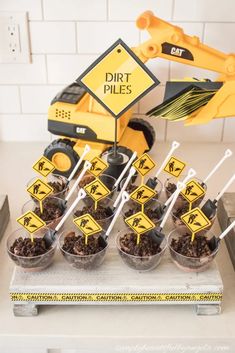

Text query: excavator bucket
(147, 80), (224, 123)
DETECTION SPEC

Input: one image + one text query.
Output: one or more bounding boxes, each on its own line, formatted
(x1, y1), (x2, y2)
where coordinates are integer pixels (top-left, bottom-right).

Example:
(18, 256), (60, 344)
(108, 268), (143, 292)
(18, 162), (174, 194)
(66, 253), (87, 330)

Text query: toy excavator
(44, 11), (235, 177)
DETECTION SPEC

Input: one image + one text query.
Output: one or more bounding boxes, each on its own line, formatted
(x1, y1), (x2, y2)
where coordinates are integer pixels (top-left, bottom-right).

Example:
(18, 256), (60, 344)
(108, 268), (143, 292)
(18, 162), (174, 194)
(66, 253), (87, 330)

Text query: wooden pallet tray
(10, 247), (223, 317)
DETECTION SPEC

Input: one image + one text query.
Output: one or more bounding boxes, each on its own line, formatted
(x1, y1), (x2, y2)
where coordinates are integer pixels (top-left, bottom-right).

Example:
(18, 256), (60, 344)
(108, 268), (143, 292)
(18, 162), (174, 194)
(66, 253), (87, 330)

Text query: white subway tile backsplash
(20, 85), (64, 113)
(47, 54), (98, 84)
(0, 115), (51, 141)
(43, 0), (107, 21)
(108, 0), (173, 21)
(204, 23), (235, 53)
(223, 118), (235, 142)
(139, 86), (165, 114)
(166, 119), (224, 142)
(170, 62), (217, 81)
(0, 86), (20, 113)
(0, 55), (47, 84)
(77, 22), (139, 53)
(0, 0), (42, 20)
(174, 0), (235, 22)
(30, 22), (76, 54)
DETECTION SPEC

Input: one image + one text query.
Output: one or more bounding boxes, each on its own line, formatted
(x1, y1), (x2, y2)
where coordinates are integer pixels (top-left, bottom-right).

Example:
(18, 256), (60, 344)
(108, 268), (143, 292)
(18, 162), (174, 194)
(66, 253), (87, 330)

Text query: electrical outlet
(0, 12), (31, 63)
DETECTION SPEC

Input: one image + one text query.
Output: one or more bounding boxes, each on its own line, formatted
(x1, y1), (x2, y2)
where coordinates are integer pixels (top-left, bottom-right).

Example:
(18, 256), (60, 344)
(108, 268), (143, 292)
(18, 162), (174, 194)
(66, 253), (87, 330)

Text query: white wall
(0, 0), (235, 142)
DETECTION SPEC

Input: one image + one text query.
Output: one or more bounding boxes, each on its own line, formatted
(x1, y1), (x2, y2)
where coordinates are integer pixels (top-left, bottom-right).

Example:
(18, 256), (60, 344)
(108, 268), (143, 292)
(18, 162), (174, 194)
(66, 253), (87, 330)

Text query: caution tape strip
(10, 292), (223, 303)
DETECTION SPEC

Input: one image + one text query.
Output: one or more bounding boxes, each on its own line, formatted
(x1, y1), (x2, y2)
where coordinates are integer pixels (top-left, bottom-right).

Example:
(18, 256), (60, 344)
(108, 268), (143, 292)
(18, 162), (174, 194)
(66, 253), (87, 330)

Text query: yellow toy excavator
(44, 11), (235, 177)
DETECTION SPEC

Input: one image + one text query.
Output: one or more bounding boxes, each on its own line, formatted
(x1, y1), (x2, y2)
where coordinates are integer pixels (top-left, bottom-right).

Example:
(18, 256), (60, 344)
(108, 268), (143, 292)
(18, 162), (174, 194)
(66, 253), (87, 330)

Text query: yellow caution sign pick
(133, 153), (156, 177)
(130, 184), (156, 205)
(27, 178), (53, 202)
(164, 156), (186, 178)
(77, 39), (159, 118)
(84, 178), (110, 202)
(17, 211), (46, 234)
(181, 179), (205, 204)
(89, 156), (108, 177)
(181, 207), (211, 234)
(73, 213), (102, 245)
(33, 156), (55, 178)
(125, 211), (155, 244)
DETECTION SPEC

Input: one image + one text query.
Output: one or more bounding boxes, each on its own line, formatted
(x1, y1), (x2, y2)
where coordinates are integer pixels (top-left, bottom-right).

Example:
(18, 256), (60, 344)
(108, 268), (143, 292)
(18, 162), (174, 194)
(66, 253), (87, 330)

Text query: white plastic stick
(203, 149), (232, 184)
(215, 174), (235, 202)
(65, 161), (91, 202)
(114, 151), (137, 188)
(105, 192), (130, 237)
(55, 189), (86, 232)
(155, 141), (180, 179)
(219, 219), (235, 240)
(159, 181), (185, 230)
(113, 166), (136, 208)
(67, 144), (91, 182)
(164, 168), (196, 207)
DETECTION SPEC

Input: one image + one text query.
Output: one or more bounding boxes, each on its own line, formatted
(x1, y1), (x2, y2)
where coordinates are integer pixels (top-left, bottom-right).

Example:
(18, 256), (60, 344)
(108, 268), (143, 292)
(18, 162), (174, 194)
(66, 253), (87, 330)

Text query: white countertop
(1, 141), (235, 353)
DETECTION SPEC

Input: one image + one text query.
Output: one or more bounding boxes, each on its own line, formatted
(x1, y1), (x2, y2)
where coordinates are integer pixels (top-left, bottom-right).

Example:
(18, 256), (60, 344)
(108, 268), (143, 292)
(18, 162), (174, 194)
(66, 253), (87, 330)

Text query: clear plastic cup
(59, 230), (108, 270)
(119, 176), (163, 209)
(116, 229), (167, 271)
(73, 197), (114, 230)
(78, 173), (117, 206)
(167, 227), (219, 272)
(171, 209), (216, 236)
(27, 174), (69, 200)
(22, 197), (66, 230)
(122, 198), (164, 226)
(164, 176), (207, 210)
(7, 227), (56, 271)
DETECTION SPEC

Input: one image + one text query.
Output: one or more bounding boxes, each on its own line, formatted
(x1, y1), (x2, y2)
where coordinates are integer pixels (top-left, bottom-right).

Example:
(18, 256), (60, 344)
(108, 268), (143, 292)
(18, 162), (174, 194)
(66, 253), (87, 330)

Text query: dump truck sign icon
(89, 156), (108, 177)
(73, 214), (102, 236)
(181, 179), (205, 203)
(17, 211), (46, 234)
(125, 211), (155, 235)
(181, 207), (211, 233)
(133, 153), (156, 177)
(164, 156), (186, 178)
(130, 184), (156, 205)
(84, 178), (110, 202)
(33, 156), (55, 177)
(77, 39), (159, 118)
(27, 178), (54, 202)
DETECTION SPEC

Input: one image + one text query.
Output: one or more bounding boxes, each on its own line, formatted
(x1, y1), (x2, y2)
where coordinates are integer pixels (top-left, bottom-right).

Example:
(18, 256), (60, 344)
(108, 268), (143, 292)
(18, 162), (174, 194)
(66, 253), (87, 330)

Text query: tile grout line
(171, 0), (176, 21)
(106, 0), (109, 21)
(40, 0), (44, 21)
(17, 86), (23, 114)
(221, 119), (226, 142)
(74, 22), (78, 53)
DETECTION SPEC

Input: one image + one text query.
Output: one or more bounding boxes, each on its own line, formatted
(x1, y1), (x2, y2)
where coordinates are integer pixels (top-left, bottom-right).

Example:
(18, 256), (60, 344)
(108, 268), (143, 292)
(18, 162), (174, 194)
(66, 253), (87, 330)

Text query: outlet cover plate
(0, 12), (31, 63)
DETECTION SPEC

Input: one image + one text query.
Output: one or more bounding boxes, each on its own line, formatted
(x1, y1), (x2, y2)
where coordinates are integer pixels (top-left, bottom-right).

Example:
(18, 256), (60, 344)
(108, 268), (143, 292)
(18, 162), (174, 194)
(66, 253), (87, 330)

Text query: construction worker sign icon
(125, 211), (155, 235)
(89, 156), (108, 177)
(130, 184), (156, 205)
(17, 211), (46, 233)
(27, 178), (53, 202)
(181, 180), (205, 203)
(84, 178), (110, 202)
(73, 214), (102, 237)
(32, 156), (55, 177)
(133, 153), (156, 177)
(181, 207), (211, 233)
(164, 156), (186, 178)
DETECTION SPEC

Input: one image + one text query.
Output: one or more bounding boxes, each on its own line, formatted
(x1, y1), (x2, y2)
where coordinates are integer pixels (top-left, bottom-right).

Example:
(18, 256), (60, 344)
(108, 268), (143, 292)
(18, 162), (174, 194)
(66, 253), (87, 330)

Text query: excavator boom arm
(133, 11), (235, 81)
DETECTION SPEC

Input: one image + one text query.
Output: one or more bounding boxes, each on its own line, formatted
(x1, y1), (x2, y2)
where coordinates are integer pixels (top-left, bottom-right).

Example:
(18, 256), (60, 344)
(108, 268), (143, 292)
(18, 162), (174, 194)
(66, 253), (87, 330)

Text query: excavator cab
(44, 81), (155, 178)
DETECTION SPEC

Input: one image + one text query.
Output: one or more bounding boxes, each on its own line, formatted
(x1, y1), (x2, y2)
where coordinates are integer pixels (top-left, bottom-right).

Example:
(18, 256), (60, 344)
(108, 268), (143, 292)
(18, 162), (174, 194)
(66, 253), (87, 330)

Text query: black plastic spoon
(201, 174), (235, 219)
(208, 219), (235, 251)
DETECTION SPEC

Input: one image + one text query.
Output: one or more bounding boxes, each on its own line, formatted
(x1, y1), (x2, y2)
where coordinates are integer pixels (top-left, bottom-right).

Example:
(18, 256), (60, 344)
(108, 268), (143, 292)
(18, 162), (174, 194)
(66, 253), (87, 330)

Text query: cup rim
(7, 227), (57, 259)
(115, 230), (167, 260)
(120, 176), (163, 192)
(27, 174), (69, 197)
(73, 196), (114, 221)
(59, 231), (108, 258)
(122, 198), (165, 223)
(167, 228), (219, 260)
(21, 196), (66, 224)
(164, 176), (207, 191)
